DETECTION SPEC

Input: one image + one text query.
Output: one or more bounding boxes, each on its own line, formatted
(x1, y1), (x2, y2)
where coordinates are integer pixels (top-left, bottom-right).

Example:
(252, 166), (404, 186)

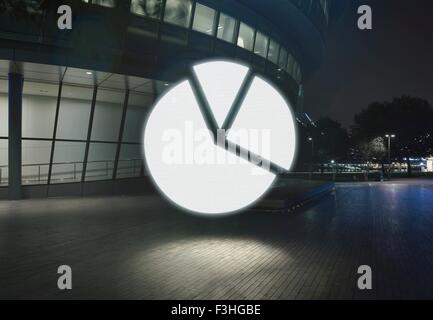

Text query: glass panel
(92, 0), (115, 8)
(130, 0), (163, 19)
(22, 81), (58, 139)
(91, 89), (124, 142)
(85, 143), (117, 181)
(0, 79), (7, 137)
(267, 39), (279, 64)
(296, 64), (302, 83)
(123, 92), (153, 143)
(192, 3), (215, 35)
(22, 140), (51, 185)
(254, 32), (268, 58)
(117, 144), (143, 178)
(57, 85), (93, 140)
(287, 54), (295, 76)
(0, 139), (7, 186)
(320, 0), (329, 21)
(278, 47), (288, 70)
(163, 0), (193, 28)
(237, 23), (254, 51)
(51, 141), (86, 184)
(217, 13), (236, 43)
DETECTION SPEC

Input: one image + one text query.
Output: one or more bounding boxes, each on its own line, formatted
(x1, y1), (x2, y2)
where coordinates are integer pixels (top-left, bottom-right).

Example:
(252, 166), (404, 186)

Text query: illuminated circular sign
(144, 60), (297, 215)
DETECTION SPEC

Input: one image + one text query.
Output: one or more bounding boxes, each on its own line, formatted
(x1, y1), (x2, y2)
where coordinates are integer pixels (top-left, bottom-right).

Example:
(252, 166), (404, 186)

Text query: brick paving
(1, 180), (433, 299)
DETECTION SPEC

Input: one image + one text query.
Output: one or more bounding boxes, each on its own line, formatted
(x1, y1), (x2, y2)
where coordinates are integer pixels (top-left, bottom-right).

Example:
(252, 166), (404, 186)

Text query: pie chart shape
(144, 61), (297, 215)
(227, 76), (297, 171)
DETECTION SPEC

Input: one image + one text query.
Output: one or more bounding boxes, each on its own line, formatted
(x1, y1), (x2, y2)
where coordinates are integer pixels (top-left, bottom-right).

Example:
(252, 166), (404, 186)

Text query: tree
(359, 137), (386, 161)
(316, 117), (349, 164)
(0, 1), (44, 21)
(358, 137), (386, 176)
(352, 96), (433, 175)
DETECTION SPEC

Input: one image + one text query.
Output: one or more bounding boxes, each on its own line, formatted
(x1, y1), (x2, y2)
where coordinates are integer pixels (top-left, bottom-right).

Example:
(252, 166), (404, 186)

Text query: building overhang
(235, 0), (327, 76)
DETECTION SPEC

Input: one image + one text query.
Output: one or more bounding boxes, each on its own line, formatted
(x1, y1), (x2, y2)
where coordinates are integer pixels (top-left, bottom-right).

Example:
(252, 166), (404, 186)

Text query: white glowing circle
(144, 60), (297, 215)
(193, 61), (249, 127)
(227, 76), (297, 171)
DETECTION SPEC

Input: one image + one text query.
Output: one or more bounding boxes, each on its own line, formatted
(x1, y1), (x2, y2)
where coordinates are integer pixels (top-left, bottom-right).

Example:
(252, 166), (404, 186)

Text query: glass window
(22, 81), (58, 139)
(293, 62), (298, 81)
(163, 0), (193, 28)
(22, 140), (51, 185)
(320, 0), (329, 21)
(123, 92), (152, 143)
(0, 139), (7, 186)
(91, 0), (115, 8)
(278, 47), (288, 70)
(237, 23), (254, 51)
(117, 144), (143, 178)
(254, 32), (268, 58)
(237, 23), (255, 51)
(0, 79), (8, 186)
(91, 89), (124, 142)
(287, 54), (294, 75)
(51, 141), (86, 184)
(295, 63), (302, 83)
(192, 3), (216, 35)
(267, 39), (279, 65)
(57, 85), (93, 141)
(130, 0), (163, 19)
(217, 13), (236, 43)
(85, 143), (117, 181)
(0, 79), (8, 137)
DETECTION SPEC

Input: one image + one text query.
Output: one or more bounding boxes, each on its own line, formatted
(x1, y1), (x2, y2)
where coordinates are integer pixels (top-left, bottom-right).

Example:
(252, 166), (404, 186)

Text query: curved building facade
(0, 0), (340, 198)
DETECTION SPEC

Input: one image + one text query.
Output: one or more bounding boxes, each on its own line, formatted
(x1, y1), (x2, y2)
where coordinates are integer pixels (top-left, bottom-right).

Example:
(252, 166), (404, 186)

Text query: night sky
(304, 0), (433, 127)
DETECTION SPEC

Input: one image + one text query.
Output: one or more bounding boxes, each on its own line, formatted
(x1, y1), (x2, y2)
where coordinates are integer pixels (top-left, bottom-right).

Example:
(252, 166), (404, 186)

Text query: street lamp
(308, 137), (314, 159)
(331, 160), (336, 181)
(308, 137), (314, 179)
(385, 134), (396, 178)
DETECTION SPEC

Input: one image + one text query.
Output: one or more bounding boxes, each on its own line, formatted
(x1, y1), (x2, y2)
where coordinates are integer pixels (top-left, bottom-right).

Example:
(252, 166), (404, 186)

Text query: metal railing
(0, 158), (143, 186)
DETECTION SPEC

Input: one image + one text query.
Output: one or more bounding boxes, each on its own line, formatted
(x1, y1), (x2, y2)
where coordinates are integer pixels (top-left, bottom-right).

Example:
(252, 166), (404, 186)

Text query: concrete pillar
(8, 72), (23, 200)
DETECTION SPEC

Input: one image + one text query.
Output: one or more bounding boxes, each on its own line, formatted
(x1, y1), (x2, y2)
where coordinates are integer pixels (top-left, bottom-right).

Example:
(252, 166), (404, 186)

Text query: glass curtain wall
(217, 13), (236, 43)
(4, 67), (154, 188)
(237, 22), (254, 51)
(254, 32), (268, 58)
(0, 79), (7, 186)
(164, 0), (193, 28)
(22, 81), (58, 185)
(130, 0), (164, 19)
(51, 85), (93, 184)
(117, 91), (152, 178)
(126, 0), (303, 84)
(84, 0), (304, 84)
(192, 3), (216, 35)
(86, 0), (116, 8)
(85, 89), (124, 181)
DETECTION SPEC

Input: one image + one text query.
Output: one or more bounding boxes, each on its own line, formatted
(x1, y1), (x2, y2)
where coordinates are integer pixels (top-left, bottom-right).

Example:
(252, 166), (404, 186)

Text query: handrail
(0, 158), (143, 185)
(0, 158), (143, 169)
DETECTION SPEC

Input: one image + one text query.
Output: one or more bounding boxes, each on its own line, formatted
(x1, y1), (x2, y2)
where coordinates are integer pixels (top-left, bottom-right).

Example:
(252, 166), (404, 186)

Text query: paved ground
(1, 180), (433, 299)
